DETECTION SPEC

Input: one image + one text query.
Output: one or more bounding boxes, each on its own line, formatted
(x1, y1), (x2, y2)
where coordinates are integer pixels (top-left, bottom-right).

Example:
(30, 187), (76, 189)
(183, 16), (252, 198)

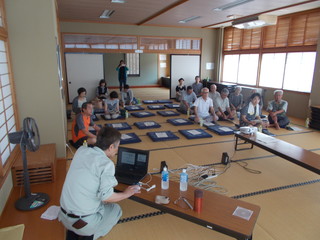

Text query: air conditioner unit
(232, 15), (277, 29)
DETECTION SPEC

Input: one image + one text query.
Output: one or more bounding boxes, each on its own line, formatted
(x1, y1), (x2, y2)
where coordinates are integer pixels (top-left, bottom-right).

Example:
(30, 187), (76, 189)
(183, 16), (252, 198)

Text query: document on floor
(41, 205), (60, 220)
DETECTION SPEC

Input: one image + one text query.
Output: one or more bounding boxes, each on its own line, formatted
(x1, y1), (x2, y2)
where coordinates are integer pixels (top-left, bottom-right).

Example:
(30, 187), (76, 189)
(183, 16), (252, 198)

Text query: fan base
(15, 192), (50, 211)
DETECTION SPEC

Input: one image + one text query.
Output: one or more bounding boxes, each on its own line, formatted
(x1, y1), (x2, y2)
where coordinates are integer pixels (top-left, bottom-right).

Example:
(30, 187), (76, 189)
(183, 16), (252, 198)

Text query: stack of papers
(41, 205), (60, 220)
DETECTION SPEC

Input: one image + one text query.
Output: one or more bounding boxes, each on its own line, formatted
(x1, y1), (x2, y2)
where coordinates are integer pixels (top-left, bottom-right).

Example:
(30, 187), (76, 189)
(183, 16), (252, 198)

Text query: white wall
(5, 0), (66, 157)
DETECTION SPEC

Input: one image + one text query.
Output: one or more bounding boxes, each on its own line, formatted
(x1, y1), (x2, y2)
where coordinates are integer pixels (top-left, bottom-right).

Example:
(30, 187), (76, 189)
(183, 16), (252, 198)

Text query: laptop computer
(115, 147), (149, 185)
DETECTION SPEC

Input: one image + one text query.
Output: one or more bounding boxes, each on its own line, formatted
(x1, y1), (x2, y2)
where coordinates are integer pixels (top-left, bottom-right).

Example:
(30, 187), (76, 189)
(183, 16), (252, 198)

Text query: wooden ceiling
(56, 0), (320, 28)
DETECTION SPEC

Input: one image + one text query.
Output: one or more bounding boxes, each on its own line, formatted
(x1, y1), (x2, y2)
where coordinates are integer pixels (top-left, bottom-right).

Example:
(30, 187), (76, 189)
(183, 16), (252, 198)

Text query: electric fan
(8, 117), (50, 211)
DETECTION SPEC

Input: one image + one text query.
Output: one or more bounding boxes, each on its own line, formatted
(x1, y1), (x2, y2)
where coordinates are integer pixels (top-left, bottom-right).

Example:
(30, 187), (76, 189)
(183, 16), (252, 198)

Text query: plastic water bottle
(125, 110), (129, 119)
(305, 118), (309, 128)
(161, 167), (169, 190)
(83, 140), (88, 147)
(180, 169), (188, 191)
(187, 108), (190, 118)
(199, 118), (204, 127)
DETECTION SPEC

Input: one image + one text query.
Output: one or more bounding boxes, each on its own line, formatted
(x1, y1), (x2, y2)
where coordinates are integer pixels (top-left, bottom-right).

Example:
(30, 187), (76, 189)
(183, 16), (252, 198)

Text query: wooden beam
(137, 0), (189, 26)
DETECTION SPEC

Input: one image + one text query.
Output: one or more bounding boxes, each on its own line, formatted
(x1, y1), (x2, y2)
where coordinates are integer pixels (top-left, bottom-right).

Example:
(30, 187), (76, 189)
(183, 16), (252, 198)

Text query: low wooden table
(116, 176), (260, 240)
(235, 132), (320, 174)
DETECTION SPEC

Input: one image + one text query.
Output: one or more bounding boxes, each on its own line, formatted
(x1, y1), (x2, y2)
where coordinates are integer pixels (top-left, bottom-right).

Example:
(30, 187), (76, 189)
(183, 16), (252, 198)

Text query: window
(283, 52), (316, 92)
(237, 54), (259, 85)
(0, 40), (18, 171)
(126, 53), (140, 76)
(222, 9), (320, 93)
(222, 55), (239, 83)
(0, 1), (19, 179)
(223, 52), (316, 92)
(222, 54), (259, 85)
(260, 53), (286, 89)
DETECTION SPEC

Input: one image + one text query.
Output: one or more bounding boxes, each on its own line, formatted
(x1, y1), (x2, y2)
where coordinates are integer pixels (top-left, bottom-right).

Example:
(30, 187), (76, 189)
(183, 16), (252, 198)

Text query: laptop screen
(116, 147), (149, 173)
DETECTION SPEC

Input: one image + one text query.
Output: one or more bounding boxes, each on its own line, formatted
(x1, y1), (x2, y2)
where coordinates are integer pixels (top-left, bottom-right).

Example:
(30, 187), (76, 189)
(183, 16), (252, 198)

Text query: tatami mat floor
(1, 87), (319, 240)
(64, 87), (320, 240)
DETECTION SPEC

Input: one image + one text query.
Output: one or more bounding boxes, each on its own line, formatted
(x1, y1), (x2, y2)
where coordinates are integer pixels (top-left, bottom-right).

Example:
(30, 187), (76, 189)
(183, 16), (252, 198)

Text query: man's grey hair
(201, 87), (209, 92)
(221, 88), (229, 95)
(235, 86), (242, 91)
(274, 90), (283, 95)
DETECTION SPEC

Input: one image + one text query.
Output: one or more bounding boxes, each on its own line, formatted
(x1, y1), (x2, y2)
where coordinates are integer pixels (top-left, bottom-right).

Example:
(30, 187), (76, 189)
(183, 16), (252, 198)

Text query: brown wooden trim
(108, 85), (162, 89)
(203, 1), (320, 28)
(59, 18), (138, 26)
(0, 147), (20, 188)
(137, 0), (189, 25)
(223, 45), (317, 54)
(62, 32), (202, 41)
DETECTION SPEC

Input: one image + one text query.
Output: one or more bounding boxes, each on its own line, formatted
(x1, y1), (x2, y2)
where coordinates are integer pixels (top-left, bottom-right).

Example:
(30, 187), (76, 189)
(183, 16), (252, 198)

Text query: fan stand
(15, 144), (50, 211)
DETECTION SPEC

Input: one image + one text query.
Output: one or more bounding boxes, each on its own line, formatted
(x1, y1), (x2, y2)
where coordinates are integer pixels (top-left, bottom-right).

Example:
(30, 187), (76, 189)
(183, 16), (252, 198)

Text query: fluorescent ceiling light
(100, 9), (115, 18)
(213, 0), (254, 11)
(111, 0), (126, 3)
(232, 15), (277, 29)
(179, 16), (201, 23)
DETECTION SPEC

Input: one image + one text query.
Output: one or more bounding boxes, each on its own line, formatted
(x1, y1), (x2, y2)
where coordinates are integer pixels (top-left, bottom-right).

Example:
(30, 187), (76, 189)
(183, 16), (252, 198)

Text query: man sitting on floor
(59, 127), (140, 240)
(267, 90), (290, 129)
(215, 88), (236, 120)
(179, 86), (197, 114)
(71, 102), (101, 148)
(194, 87), (218, 123)
(120, 84), (137, 107)
(208, 84), (220, 107)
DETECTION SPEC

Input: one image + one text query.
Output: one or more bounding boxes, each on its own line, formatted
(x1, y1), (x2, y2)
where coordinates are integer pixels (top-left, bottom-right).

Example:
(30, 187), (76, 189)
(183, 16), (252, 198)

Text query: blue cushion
(130, 111), (156, 118)
(179, 129), (212, 139)
(89, 124), (103, 135)
(157, 100), (173, 104)
(124, 105), (145, 111)
(143, 100), (158, 104)
(120, 133), (142, 144)
(207, 125), (234, 135)
(147, 105), (166, 110)
(101, 115), (125, 120)
(94, 108), (105, 114)
(92, 114), (99, 121)
(134, 121), (161, 129)
(167, 118), (194, 126)
(157, 110), (180, 117)
(147, 131), (179, 142)
(106, 122), (132, 130)
(164, 104), (180, 109)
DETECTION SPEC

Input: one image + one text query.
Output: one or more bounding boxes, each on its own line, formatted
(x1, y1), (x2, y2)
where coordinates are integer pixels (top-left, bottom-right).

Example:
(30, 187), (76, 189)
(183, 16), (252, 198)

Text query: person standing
(116, 60), (129, 91)
(59, 127), (140, 239)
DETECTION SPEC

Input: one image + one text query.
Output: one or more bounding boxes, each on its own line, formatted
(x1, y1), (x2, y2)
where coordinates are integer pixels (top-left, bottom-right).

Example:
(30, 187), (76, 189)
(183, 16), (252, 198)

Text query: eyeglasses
(202, 92), (209, 94)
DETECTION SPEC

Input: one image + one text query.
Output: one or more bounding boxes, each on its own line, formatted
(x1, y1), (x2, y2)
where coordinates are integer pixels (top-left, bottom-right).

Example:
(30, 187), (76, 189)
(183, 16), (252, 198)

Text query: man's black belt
(60, 207), (91, 219)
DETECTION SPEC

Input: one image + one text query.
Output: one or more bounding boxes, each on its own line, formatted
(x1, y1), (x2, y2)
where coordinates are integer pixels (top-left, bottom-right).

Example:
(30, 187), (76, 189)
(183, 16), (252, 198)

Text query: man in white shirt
(193, 87), (218, 123)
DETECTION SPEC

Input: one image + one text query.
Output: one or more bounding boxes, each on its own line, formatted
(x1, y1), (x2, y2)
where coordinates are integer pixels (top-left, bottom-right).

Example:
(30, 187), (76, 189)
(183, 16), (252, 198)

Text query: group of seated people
(70, 78), (290, 148)
(72, 79), (137, 117)
(176, 77), (290, 131)
(70, 80), (138, 148)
